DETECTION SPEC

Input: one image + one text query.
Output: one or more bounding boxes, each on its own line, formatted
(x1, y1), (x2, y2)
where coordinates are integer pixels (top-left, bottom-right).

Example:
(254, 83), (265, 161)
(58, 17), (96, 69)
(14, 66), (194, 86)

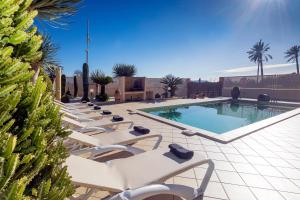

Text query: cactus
(0, 1), (74, 199)
(61, 74), (66, 96)
(73, 76), (78, 97)
(81, 63), (90, 102)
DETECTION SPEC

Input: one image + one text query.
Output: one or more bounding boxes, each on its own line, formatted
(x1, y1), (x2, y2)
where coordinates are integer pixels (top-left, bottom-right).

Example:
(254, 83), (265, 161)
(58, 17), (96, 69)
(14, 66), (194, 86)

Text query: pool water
(141, 101), (294, 134)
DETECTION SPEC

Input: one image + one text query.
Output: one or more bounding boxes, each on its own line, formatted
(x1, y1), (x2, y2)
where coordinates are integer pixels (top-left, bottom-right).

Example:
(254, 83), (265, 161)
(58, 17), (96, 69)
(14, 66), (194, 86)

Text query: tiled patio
(72, 98), (300, 200)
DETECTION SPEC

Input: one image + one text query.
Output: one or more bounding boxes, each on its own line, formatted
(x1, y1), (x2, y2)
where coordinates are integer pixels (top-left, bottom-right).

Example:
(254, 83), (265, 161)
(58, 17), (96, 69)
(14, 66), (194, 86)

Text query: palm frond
(113, 64), (137, 77)
(30, 0), (82, 27)
(91, 70), (113, 85)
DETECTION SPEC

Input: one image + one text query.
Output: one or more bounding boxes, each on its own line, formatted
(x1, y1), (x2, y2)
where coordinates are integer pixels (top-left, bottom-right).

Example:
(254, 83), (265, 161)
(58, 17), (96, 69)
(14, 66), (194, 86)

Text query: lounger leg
(152, 135), (162, 150)
(108, 184), (200, 200)
(197, 159), (214, 197)
(69, 187), (96, 200)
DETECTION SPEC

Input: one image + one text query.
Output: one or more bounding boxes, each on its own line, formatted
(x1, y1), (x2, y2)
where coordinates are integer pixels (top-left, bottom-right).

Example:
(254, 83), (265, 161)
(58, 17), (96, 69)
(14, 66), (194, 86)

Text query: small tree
(160, 75), (183, 97)
(285, 45), (300, 75)
(91, 70), (113, 101)
(113, 64), (136, 77)
(73, 75), (78, 97)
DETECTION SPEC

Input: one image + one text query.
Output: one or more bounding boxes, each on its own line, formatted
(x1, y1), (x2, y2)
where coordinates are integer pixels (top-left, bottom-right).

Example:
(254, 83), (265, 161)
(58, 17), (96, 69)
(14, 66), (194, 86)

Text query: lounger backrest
(68, 131), (101, 146)
(62, 116), (84, 127)
(66, 155), (126, 192)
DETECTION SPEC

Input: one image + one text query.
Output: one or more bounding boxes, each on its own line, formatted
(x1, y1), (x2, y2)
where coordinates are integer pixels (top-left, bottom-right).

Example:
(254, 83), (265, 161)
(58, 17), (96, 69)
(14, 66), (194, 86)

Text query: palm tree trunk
(32, 65), (40, 84)
(95, 84), (98, 95)
(260, 60), (264, 83)
(296, 56), (299, 75)
(257, 63), (260, 84)
(100, 84), (105, 96)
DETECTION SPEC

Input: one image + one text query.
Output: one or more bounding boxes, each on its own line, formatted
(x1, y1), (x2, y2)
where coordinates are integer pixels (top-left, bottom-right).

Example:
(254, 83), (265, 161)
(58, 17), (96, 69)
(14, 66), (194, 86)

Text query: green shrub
(231, 86), (240, 100)
(0, 1), (74, 199)
(96, 94), (109, 102)
(61, 94), (70, 103)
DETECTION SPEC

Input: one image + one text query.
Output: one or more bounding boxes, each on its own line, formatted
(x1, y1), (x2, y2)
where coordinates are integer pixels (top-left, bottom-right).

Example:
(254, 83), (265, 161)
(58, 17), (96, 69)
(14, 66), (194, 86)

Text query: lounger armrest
(86, 126), (106, 132)
(108, 184), (200, 200)
(89, 145), (135, 159)
(72, 145), (129, 157)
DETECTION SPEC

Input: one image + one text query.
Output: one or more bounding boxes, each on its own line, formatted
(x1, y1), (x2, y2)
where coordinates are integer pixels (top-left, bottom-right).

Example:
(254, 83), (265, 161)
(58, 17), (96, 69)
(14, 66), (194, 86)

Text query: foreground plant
(0, 0), (73, 199)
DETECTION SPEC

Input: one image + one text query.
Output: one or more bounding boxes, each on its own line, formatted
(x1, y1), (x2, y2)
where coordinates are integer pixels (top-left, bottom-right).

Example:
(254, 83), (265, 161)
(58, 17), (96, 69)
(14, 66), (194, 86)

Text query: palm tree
(31, 33), (59, 83)
(247, 40), (272, 83)
(285, 45), (300, 75)
(160, 74), (183, 97)
(90, 70), (113, 96)
(30, 0), (82, 27)
(113, 64), (137, 77)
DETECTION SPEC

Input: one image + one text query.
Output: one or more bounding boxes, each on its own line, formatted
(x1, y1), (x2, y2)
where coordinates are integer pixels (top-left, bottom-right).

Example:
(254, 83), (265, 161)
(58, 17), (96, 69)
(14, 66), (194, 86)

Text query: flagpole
(86, 19), (90, 65)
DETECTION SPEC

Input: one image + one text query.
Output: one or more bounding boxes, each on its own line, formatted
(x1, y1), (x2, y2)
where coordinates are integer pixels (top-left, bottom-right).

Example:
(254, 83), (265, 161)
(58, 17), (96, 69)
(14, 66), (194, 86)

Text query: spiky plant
(73, 75), (78, 97)
(285, 45), (300, 75)
(91, 70), (113, 98)
(247, 40), (272, 83)
(160, 74), (183, 97)
(0, 0), (74, 199)
(113, 64), (137, 77)
(61, 74), (66, 96)
(81, 63), (89, 102)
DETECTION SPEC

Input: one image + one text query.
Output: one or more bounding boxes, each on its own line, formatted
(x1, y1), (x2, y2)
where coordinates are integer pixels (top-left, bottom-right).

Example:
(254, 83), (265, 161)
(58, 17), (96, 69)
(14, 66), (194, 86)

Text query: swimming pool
(141, 101), (295, 134)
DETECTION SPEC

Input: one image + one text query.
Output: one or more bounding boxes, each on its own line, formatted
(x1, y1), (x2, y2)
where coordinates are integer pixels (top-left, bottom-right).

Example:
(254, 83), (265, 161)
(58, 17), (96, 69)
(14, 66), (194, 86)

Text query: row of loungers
(55, 100), (215, 200)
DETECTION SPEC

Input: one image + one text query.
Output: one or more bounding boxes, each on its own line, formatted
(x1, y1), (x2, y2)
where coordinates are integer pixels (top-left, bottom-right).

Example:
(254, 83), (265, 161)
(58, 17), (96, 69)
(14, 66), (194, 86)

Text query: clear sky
(39, 0), (300, 81)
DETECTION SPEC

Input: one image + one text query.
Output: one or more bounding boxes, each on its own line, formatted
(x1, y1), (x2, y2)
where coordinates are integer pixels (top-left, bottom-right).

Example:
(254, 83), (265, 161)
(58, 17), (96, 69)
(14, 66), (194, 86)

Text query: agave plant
(160, 74), (183, 97)
(30, 0), (82, 27)
(91, 70), (113, 97)
(113, 64), (137, 77)
(285, 45), (300, 75)
(247, 40), (272, 83)
(31, 33), (59, 83)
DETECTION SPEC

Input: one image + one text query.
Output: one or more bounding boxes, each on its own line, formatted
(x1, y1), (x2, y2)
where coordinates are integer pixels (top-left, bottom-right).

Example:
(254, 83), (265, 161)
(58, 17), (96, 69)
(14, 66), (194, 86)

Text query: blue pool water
(141, 101), (294, 134)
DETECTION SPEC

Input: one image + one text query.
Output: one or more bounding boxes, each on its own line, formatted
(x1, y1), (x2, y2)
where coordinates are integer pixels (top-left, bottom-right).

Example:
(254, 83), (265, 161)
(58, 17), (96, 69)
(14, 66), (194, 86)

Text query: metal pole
(86, 19), (90, 65)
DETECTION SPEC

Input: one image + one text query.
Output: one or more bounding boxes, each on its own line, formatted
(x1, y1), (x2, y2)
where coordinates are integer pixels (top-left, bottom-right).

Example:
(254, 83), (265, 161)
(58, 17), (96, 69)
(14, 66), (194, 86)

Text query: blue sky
(39, 0), (300, 80)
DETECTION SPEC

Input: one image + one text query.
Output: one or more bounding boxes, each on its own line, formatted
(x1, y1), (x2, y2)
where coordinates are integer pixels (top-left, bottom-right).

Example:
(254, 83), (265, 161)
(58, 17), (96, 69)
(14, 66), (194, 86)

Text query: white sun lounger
(62, 116), (133, 135)
(66, 130), (162, 159)
(65, 148), (214, 200)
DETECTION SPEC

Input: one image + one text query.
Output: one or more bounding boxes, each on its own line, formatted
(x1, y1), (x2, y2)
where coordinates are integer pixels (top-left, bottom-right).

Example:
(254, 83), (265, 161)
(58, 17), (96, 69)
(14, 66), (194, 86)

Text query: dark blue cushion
(113, 115), (124, 121)
(94, 105), (101, 110)
(102, 110), (112, 115)
(169, 143), (194, 159)
(133, 126), (150, 134)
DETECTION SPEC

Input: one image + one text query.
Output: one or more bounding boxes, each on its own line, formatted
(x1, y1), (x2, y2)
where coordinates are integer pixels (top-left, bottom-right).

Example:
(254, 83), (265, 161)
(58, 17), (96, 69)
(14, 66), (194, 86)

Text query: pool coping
(134, 98), (300, 143)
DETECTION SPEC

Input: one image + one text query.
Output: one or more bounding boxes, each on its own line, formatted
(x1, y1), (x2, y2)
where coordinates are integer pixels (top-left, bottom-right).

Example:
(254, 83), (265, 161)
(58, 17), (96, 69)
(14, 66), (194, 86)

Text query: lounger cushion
(113, 115), (124, 121)
(88, 103), (94, 106)
(94, 105), (101, 110)
(169, 143), (194, 159)
(102, 110), (112, 115)
(133, 126), (150, 134)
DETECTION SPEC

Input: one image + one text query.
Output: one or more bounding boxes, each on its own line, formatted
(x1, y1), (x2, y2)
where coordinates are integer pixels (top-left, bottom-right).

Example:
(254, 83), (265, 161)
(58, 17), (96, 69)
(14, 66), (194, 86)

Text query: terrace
(2, 0), (300, 200)
(72, 98), (300, 200)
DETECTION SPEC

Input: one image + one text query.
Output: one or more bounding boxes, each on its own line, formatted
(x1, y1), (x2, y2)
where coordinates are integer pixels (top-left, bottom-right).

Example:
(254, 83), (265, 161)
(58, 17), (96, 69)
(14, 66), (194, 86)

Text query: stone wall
(65, 76), (190, 99)
(221, 74), (300, 102)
